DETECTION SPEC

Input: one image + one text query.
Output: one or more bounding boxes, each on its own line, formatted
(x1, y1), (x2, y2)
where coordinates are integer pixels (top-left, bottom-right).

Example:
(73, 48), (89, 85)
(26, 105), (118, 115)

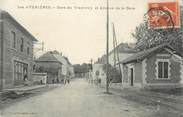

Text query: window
(14, 60), (28, 85)
(27, 47), (30, 55)
(157, 61), (169, 79)
(20, 38), (24, 52)
(12, 31), (16, 48)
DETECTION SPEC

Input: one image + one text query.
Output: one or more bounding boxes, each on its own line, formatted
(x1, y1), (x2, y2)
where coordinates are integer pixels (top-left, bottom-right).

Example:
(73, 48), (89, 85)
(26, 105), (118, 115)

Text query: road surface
(0, 79), (181, 117)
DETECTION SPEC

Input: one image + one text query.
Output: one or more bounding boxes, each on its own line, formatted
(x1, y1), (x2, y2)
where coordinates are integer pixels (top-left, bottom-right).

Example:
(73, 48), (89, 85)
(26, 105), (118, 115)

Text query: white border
(181, 61), (183, 84)
(142, 59), (147, 86)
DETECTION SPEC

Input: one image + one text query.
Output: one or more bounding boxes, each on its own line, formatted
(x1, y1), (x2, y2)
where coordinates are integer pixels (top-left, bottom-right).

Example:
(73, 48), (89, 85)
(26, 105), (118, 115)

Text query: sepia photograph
(0, 0), (183, 117)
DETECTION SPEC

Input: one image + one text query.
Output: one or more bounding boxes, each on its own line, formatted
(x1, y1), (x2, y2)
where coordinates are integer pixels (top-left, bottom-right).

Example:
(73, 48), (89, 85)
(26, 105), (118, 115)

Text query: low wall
(32, 73), (47, 85)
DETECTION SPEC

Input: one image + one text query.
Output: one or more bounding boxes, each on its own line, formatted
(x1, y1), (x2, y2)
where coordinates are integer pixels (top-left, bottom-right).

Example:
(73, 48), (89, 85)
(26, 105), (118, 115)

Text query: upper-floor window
(27, 47), (30, 55)
(20, 38), (24, 52)
(12, 31), (16, 48)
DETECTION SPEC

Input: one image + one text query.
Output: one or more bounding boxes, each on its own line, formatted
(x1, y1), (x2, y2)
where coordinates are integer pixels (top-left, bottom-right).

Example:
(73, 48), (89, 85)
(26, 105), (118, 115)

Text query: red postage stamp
(148, 1), (180, 29)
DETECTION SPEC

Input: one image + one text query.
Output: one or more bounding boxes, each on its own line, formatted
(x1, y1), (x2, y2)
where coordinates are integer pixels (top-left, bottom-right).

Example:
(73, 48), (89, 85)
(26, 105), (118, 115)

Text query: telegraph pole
(90, 59), (93, 70)
(106, 0), (110, 93)
(0, 14), (4, 92)
(112, 23), (122, 83)
(112, 23), (116, 68)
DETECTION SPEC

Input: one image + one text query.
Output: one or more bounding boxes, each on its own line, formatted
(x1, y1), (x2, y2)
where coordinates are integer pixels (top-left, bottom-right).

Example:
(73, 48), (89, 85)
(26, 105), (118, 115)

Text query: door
(130, 68), (134, 86)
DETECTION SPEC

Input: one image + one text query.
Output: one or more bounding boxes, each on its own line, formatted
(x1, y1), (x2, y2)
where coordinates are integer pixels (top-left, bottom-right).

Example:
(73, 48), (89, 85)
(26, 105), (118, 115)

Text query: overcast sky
(1, 0), (148, 64)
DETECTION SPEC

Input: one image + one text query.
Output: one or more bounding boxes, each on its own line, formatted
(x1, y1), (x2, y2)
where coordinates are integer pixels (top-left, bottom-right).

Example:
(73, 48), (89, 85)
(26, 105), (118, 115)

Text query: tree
(73, 63), (90, 73)
(132, 6), (183, 56)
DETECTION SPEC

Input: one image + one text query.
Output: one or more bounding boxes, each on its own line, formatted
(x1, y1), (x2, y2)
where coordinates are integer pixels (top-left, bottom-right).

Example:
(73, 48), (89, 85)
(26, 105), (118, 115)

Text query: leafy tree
(132, 6), (183, 56)
(73, 63), (90, 73)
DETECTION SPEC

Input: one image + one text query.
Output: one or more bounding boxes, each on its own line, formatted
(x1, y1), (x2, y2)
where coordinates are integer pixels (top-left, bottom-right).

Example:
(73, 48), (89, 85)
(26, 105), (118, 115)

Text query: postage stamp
(147, 1), (180, 29)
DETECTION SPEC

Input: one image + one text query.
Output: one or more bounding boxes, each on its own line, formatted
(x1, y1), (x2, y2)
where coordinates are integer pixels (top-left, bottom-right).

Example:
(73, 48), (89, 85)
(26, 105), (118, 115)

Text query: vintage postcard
(0, 0), (183, 117)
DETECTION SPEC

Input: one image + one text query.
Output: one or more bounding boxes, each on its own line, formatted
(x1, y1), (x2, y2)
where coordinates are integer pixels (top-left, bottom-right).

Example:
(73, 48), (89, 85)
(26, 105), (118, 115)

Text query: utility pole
(112, 23), (122, 83)
(106, 0), (110, 93)
(0, 15), (4, 92)
(89, 59), (93, 81)
(90, 59), (93, 79)
(90, 59), (93, 71)
(112, 23), (117, 68)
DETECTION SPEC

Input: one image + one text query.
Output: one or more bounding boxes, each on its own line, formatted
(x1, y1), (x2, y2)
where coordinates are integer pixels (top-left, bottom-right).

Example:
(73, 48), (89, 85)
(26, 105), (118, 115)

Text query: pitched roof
(96, 43), (137, 64)
(119, 44), (178, 64)
(0, 10), (37, 42)
(52, 54), (69, 65)
(35, 52), (62, 64)
(109, 43), (137, 55)
(36, 51), (73, 66)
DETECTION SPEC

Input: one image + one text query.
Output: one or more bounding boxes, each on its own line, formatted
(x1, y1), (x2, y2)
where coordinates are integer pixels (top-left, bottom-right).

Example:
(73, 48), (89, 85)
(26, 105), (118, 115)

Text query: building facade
(94, 43), (136, 84)
(35, 51), (74, 83)
(35, 51), (63, 83)
(120, 45), (183, 89)
(53, 54), (74, 78)
(108, 43), (136, 66)
(0, 10), (37, 90)
(92, 63), (106, 85)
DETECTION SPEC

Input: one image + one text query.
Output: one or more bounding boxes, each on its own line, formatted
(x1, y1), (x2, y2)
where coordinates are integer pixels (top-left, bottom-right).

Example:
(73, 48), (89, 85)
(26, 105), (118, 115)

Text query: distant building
(94, 43), (136, 84)
(35, 51), (62, 83)
(68, 65), (75, 78)
(119, 44), (183, 89)
(108, 43), (136, 66)
(0, 10), (38, 90)
(97, 43), (136, 65)
(35, 51), (74, 83)
(53, 54), (74, 78)
(92, 64), (106, 84)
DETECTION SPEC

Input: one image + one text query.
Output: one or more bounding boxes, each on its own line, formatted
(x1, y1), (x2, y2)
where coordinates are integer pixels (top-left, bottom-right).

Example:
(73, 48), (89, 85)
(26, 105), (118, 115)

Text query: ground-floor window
(14, 60), (28, 85)
(156, 59), (170, 79)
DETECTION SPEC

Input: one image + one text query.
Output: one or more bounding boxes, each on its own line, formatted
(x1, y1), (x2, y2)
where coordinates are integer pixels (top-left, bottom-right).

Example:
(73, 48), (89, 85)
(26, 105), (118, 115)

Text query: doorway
(13, 60), (28, 86)
(130, 68), (134, 86)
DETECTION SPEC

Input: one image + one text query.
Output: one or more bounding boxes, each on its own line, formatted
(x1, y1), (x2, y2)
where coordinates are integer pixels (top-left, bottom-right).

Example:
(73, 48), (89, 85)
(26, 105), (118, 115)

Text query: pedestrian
(23, 74), (28, 81)
(67, 78), (70, 84)
(64, 77), (67, 85)
(64, 76), (69, 85)
(23, 74), (29, 86)
(57, 78), (59, 83)
(98, 78), (101, 86)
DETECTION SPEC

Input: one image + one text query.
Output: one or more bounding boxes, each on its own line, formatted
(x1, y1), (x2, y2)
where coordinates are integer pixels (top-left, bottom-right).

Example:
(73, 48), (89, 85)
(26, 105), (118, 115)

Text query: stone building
(119, 44), (183, 89)
(35, 51), (74, 83)
(0, 10), (38, 90)
(35, 51), (63, 83)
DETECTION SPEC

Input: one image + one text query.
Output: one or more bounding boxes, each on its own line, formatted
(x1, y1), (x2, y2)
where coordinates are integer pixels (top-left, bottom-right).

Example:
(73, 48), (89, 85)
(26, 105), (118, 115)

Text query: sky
(0, 0), (148, 64)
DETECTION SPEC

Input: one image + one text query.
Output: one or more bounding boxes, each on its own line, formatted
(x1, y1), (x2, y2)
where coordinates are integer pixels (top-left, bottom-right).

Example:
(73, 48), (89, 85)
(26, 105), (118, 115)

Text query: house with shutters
(0, 10), (38, 90)
(119, 44), (183, 89)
